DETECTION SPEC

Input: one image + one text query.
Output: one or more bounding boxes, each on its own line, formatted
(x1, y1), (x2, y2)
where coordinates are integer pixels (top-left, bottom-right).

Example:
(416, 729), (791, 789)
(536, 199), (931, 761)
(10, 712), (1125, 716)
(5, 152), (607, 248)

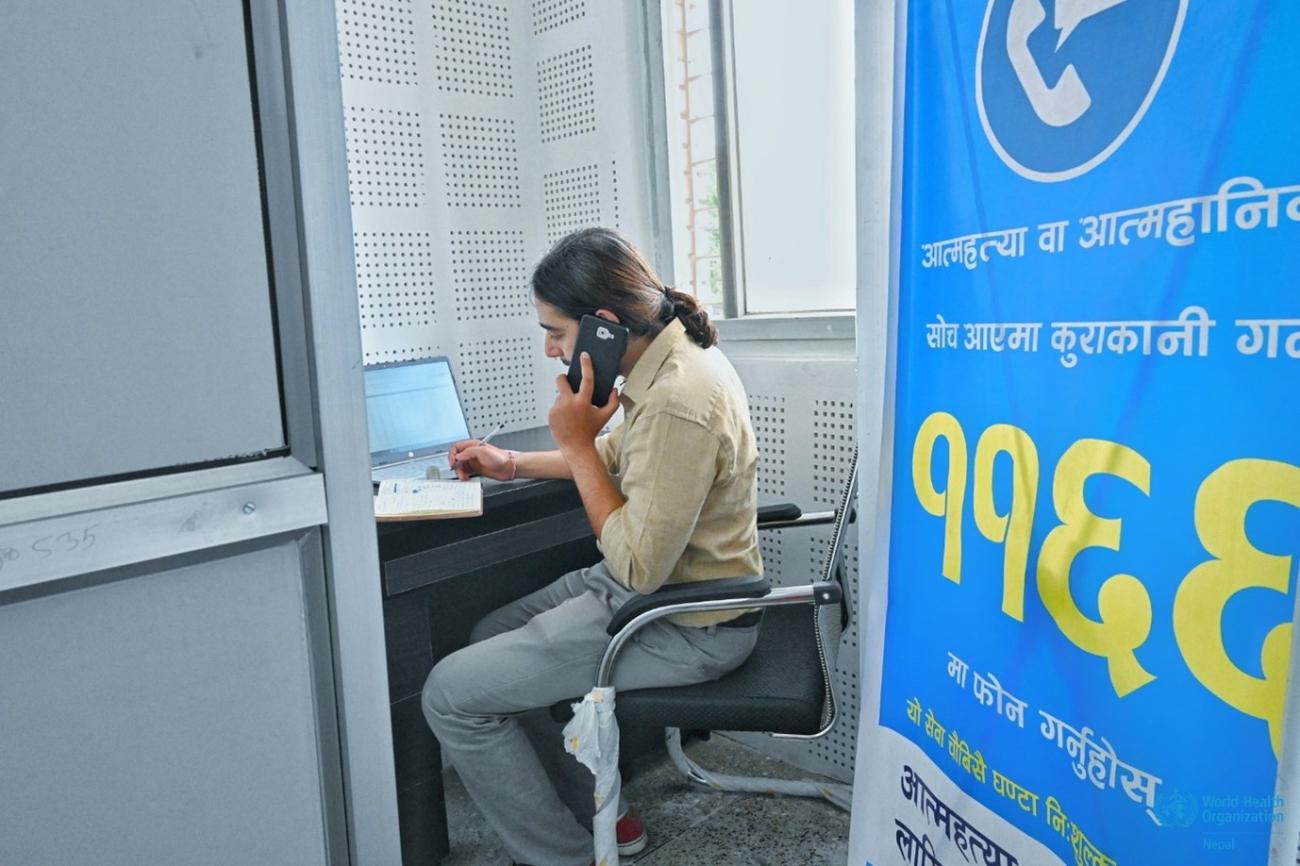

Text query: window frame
(648, 0), (856, 323)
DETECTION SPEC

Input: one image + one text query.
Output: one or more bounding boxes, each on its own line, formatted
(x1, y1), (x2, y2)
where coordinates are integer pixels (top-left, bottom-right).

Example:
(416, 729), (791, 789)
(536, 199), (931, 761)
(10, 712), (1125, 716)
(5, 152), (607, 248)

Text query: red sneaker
(513, 812), (645, 863)
(617, 808), (648, 856)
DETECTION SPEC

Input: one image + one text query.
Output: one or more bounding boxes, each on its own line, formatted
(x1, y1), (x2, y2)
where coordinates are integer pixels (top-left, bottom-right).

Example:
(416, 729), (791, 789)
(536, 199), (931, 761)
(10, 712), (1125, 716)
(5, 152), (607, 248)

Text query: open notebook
(373, 479), (483, 521)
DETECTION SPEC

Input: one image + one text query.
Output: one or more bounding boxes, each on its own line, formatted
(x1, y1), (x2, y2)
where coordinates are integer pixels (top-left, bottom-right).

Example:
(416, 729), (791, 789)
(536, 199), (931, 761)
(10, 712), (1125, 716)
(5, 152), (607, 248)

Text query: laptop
(364, 356), (472, 483)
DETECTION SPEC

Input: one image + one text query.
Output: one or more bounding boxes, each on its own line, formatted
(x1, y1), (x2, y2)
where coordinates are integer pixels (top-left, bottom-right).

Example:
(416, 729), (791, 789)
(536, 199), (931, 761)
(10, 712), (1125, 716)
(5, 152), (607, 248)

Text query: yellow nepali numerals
(1173, 459), (1300, 758)
(912, 412), (967, 585)
(974, 424), (1039, 622)
(909, 412), (1300, 758)
(912, 415), (1040, 621)
(1036, 439), (1155, 698)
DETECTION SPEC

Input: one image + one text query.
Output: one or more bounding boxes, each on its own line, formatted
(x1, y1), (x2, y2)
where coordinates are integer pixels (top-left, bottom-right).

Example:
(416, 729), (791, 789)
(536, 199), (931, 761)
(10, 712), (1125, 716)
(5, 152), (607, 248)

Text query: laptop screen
(364, 357), (471, 465)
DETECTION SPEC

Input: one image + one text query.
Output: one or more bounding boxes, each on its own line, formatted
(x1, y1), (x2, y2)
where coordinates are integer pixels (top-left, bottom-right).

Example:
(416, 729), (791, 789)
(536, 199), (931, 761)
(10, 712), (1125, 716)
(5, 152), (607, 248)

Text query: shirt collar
(620, 318), (687, 408)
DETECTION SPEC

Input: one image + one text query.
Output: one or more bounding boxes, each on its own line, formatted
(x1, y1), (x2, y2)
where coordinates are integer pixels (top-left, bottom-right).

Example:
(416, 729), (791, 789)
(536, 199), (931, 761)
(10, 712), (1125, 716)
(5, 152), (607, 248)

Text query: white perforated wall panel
(543, 163), (601, 242)
(431, 0), (514, 98)
(336, 0), (655, 436)
(345, 105), (426, 208)
(537, 45), (596, 142)
(530, 0), (585, 35)
(438, 113), (521, 208)
(449, 230), (531, 320)
(749, 394), (787, 499)
(338, 0), (420, 86)
(731, 354), (860, 783)
(750, 393), (788, 578)
(355, 231), (438, 331)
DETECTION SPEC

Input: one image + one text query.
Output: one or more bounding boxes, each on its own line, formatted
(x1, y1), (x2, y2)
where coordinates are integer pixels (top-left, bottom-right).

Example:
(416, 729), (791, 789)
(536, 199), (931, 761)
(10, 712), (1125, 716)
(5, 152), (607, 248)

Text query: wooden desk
(377, 464), (599, 865)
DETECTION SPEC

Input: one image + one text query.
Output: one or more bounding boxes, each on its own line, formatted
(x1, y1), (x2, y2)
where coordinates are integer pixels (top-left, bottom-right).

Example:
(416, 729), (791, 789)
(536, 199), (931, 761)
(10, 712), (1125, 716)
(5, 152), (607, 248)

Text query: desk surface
(374, 425), (600, 597)
(375, 426), (563, 524)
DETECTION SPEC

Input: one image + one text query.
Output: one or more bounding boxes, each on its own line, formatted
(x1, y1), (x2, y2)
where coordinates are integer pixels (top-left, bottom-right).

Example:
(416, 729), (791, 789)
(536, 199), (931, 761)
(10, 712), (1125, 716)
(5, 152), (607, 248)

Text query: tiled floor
(440, 734), (852, 865)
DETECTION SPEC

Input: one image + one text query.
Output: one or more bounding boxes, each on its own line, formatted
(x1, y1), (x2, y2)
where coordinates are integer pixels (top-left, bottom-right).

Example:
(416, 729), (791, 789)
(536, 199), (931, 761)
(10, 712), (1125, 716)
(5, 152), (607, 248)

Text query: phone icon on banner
(1006, 0), (1115, 127)
(977, 0), (1186, 181)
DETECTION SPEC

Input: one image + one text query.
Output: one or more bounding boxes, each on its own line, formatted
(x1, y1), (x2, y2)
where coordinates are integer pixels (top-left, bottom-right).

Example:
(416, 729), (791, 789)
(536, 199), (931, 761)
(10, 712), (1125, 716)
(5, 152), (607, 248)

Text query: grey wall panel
(0, 0), (284, 493)
(0, 540), (329, 866)
(727, 348), (861, 783)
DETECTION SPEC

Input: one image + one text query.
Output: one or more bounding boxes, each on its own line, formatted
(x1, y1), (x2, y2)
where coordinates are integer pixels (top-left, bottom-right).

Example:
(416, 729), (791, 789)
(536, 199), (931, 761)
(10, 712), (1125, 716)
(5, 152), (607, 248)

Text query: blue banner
(857, 2), (1300, 865)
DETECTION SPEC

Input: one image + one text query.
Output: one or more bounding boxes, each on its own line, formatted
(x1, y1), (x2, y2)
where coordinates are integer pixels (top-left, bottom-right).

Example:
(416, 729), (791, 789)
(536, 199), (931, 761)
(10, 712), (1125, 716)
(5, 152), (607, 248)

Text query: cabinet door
(0, 0), (284, 494)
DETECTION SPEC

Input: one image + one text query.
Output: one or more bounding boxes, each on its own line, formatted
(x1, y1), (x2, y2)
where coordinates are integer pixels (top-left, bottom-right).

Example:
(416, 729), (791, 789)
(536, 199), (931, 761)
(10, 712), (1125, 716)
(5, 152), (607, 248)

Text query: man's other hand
(448, 440), (513, 481)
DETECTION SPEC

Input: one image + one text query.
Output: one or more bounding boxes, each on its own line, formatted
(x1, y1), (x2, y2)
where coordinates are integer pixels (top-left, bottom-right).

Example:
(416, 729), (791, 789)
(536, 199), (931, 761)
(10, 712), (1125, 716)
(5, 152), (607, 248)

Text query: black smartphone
(566, 315), (628, 406)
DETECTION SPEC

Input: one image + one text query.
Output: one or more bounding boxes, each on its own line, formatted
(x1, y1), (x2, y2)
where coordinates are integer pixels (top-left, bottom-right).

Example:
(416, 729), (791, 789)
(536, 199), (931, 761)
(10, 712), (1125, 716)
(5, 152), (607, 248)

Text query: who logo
(976, 0), (1187, 182)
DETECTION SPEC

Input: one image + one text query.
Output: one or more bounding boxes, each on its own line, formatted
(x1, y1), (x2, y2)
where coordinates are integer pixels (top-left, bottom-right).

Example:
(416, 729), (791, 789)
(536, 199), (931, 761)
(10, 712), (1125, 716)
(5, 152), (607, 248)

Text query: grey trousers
(421, 561), (759, 866)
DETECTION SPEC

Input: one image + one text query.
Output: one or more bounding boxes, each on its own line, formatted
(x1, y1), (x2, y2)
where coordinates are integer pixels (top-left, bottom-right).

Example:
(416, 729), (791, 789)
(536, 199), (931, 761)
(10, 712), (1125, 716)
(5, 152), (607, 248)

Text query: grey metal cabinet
(0, 2), (399, 864)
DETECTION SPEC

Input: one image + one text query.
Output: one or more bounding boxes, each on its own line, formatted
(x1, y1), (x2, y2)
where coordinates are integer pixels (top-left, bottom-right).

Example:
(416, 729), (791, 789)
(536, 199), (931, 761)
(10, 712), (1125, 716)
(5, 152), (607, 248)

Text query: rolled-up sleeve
(593, 423), (624, 474)
(597, 411), (721, 594)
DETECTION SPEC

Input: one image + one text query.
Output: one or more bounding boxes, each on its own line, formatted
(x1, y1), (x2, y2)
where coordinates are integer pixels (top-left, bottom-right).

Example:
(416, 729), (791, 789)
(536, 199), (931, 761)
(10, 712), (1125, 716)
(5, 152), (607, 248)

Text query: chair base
(663, 727), (852, 811)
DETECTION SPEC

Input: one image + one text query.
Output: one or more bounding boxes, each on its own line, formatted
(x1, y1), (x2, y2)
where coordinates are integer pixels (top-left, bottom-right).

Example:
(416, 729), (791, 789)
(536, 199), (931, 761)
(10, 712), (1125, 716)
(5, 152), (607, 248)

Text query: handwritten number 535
(0, 525), (98, 573)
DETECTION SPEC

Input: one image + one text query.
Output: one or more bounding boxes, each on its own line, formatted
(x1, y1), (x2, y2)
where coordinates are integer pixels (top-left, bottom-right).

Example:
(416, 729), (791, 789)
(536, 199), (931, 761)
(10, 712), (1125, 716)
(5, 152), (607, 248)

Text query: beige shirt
(594, 319), (762, 627)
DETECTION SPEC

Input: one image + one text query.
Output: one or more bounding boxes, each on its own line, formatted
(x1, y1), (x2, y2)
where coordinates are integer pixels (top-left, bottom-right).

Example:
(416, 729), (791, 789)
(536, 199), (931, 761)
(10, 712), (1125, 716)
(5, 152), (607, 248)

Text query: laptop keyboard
(372, 454), (453, 482)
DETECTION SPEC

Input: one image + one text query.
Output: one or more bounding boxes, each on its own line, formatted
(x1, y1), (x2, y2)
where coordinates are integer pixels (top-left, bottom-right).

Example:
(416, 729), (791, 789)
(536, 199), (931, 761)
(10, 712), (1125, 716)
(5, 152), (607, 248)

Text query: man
(423, 228), (762, 865)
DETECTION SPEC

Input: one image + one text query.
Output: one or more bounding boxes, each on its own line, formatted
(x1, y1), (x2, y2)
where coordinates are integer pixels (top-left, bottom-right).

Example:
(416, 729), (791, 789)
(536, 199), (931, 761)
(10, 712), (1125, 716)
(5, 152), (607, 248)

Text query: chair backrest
(789, 447), (859, 738)
(819, 447), (859, 628)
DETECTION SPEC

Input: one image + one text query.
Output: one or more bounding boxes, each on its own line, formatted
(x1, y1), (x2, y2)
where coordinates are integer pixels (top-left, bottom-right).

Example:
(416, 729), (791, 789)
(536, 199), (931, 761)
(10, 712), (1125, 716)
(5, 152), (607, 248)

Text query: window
(660, 0), (857, 317)
(660, 0), (725, 317)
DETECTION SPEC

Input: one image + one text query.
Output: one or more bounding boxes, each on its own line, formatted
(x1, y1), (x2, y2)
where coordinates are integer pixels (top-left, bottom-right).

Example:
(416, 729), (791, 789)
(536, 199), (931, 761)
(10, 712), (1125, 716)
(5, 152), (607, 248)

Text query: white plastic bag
(563, 686), (622, 866)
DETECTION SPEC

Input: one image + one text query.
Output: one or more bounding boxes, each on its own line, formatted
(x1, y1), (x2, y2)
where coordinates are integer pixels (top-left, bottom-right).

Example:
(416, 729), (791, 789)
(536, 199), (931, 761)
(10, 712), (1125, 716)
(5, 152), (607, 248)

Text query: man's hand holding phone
(550, 352), (620, 451)
(566, 315), (627, 406)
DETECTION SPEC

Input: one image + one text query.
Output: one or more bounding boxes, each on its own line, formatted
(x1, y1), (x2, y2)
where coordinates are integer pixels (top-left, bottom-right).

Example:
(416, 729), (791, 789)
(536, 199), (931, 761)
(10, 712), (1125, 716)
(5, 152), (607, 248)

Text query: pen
(451, 423), (502, 470)
(477, 423), (502, 448)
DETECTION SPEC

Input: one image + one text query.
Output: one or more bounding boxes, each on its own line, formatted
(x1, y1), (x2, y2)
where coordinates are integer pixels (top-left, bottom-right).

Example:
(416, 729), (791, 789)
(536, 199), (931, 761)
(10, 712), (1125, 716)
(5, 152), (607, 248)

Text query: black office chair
(571, 448), (860, 816)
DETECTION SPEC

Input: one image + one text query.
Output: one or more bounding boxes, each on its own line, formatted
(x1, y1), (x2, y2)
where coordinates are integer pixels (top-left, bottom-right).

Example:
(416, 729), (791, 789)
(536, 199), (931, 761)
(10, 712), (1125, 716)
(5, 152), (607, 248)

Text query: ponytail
(665, 288), (718, 348)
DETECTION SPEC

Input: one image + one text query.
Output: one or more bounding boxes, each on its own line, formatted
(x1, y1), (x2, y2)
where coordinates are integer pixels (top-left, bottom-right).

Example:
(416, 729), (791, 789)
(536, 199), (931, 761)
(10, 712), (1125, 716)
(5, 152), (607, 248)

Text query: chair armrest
(759, 511), (837, 530)
(757, 503), (802, 523)
(606, 575), (771, 636)
(595, 578), (841, 687)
